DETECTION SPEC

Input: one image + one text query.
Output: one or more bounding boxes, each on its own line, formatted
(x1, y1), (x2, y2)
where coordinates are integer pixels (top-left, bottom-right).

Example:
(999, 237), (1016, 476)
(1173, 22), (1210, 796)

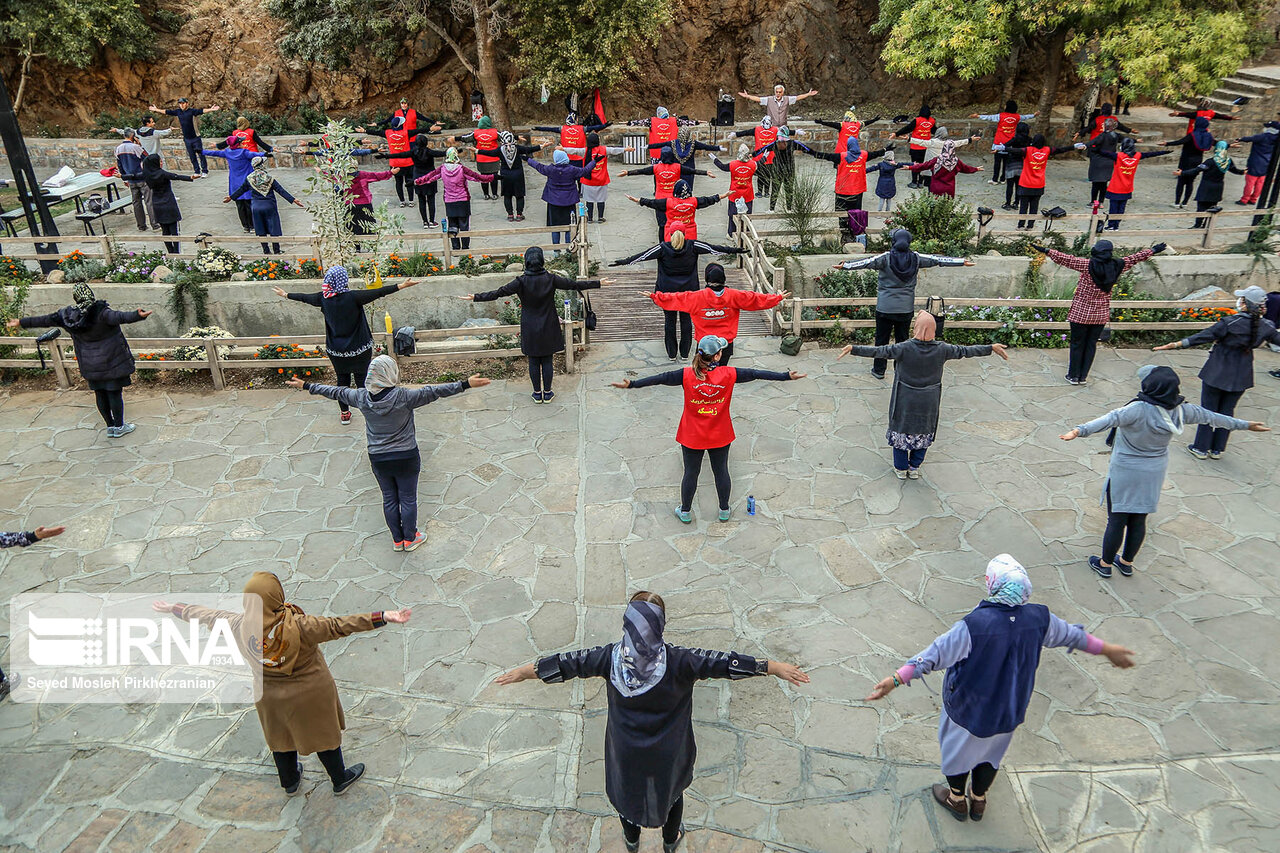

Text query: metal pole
(0, 70), (59, 270)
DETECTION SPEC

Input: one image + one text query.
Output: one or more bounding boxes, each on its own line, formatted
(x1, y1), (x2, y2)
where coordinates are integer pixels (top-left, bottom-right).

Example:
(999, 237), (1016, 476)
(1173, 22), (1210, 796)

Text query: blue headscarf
(322, 265), (350, 299)
(610, 599), (667, 696)
(1192, 117), (1213, 151)
(985, 554), (1032, 607)
(553, 149), (569, 165)
(844, 136), (861, 164)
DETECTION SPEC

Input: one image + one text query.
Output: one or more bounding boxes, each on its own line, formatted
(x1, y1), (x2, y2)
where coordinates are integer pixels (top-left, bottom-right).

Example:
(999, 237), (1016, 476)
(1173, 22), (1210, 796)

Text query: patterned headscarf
(844, 106), (859, 123)
(445, 147), (460, 164)
(322, 265), (350, 298)
(72, 282), (96, 311)
(242, 572), (304, 676)
(364, 354), (399, 393)
(1103, 117), (1118, 133)
(655, 106), (669, 119)
(673, 179), (692, 199)
(498, 130), (518, 167)
(938, 140), (958, 171)
(247, 157), (273, 196)
(609, 599), (668, 697)
(565, 112), (578, 126)
(1212, 140), (1232, 171)
(677, 125), (693, 144)
(737, 143), (751, 161)
(985, 554), (1032, 606)
(761, 115), (773, 130)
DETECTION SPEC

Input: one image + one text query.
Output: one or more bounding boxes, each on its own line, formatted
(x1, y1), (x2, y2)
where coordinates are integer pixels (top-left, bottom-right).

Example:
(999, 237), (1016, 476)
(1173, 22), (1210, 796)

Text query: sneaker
(1186, 445), (1208, 460)
(1116, 559), (1134, 577)
(531, 391), (544, 403)
(422, 221), (431, 229)
(399, 201), (411, 208)
(333, 763), (365, 795)
(507, 215), (515, 221)
(1207, 450), (1222, 460)
(515, 214), (526, 221)
(403, 532), (426, 552)
(285, 762), (304, 796)
(392, 540), (405, 552)
(1270, 369), (1280, 379)
(663, 826), (686, 853)
(895, 468), (908, 480)
(340, 411), (352, 424)
(625, 839), (639, 853)
(598, 217), (608, 223)
(907, 468), (921, 479)
(1066, 375), (1079, 385)
(718, 508), (731, 522)
(427, 220), (439, 228)
(116, 423), (136, 437)
(870, 369), (885, 380)
(542, 391), (555, 403)
(106, 426), (120, 438)
(1089, 556), (1113, 579)
(674, 506), (692, 524)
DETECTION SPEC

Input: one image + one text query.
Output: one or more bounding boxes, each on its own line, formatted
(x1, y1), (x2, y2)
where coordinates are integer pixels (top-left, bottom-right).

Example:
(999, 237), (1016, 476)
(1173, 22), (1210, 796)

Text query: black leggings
(621, 795), (683, 846)
(1090, 181), (1108, 205)
(1193, 200), (1214, 229)
(663, 310), (692, 360)
(94, 389), (124, 427)
(992, 152), (1008, 184)
(416, 188), (437, 224)
(681, 444), (731, 512)
(160, 221), (180, 254)
(528, 355), (553, 393)
(1103, 488), (1147, 564)
(946, 763), (998, 797)
(331, 352), (372, 413)
(873, 311), (912, 375)
(585, 202), (605, 221)
(272, 747), (348, 789)
(1175, 172), (1198, 206)
(1017, 194), (1040, 229)
(1192, 384), (1245, 454)
(1004, 176), (1018, 207)
(503, 193), (526, 217)
(1067, 322), (1106, 382)
(394, 169), (415, 203)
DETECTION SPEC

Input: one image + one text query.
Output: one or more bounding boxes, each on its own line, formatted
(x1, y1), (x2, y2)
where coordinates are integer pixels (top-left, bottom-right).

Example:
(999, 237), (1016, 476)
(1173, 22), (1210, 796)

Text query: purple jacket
(347, 170), (392, 206)
(527, 158), (597, 206)
(416, 164), (493, 203)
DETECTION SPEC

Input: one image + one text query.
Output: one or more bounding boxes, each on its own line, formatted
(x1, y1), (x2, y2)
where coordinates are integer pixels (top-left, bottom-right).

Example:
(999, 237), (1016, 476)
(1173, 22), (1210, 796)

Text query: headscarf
(886, 228), (919, 282)
(1005, 100), (1018, 114)
(883, 148), (896, 164)
(1192, 117), (1213, 151)
(609, 599), (668, 697)
(72, 282), (97, 312)
(553, 149), (569, 165)
(937, 140), (958, 171)
(364, 354), (399, 393)
(564, 112), (578, 126)
(498, 131), (518, 167)
(242, 572), (304, 676)
(1265, 121), (1280, 134)
(247, 157), (273, 195)
(844, 136), (861, 164)
(236, 116), (250, 131)
(655, 106), (669, 119)
(586, 131), (600, 153)
(737, 143), (751, 162)
(321, 265), (350, 298)
(672, 179), (692, 199)
(843, 106), (859, 123)
(934, 126), (950, 141)
(658, 146), (676, 165)
(912, 310), (937, 341)
(1103, 117), (1118, 134)
(1100, 103), (1114, 117)
(704, 262), (726, 288)
(1087, 240), (1125, 292)
(411, 132), (433, 159)
(985, 554), (1032, 607)
(677, 125), (693, 145)
(919, 105), (931, 119)
(445, 146), (460, 164)
(761, 115), (773, 130)
(1032, 133), (1047, 149)
(1011, 122), (1032, 149)
(225, 134), (242, 149)
(141, 153), (164, 182)
(390, 116), (405, 130)
(523, 246), (545, 274)
(1136, 365), (1184, 410)
(477, 115), (492, 129)
(1120, 137), (1137, 156)
(1212, 140), (1232, 170)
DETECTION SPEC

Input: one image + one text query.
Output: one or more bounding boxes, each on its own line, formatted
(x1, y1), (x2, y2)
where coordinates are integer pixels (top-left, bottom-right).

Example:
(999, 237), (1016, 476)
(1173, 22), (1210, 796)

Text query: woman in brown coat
(154, 572), (411, 795)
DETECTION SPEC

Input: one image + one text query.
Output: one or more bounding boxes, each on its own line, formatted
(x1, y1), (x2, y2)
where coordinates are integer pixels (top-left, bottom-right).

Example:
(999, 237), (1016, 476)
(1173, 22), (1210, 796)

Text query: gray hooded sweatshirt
(305, 380), (468, 457)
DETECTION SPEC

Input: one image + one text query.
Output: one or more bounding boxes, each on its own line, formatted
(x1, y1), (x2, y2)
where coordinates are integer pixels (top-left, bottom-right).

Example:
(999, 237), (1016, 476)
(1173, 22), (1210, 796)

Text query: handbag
(583, 292), (597, 331)
(779, 333), (802, 356)
(925, 295), (946, 336)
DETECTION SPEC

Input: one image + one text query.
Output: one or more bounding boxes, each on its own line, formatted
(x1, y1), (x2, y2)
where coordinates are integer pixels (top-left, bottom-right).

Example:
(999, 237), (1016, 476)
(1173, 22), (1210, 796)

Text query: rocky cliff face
(7, 0), (1059, 131)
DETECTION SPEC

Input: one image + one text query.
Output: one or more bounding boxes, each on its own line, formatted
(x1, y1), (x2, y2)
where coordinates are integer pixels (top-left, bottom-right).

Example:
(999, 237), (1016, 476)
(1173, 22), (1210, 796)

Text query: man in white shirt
(112, 116), (173, 165)
(737, 84), (818, 129)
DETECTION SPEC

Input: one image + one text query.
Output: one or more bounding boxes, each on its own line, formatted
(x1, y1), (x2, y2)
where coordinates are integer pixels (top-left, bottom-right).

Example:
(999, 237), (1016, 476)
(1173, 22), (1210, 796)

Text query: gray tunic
(849, 339), (995, 439)
(838, 252), (967, 314)
(1076, 402), (1249, 513)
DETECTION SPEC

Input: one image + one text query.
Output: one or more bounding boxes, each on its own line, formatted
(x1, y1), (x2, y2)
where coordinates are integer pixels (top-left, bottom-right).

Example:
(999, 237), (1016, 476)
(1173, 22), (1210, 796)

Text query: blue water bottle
(747, 495), (756, 516)
(577, 200), (586, 219)
(440, 216), (448, 234)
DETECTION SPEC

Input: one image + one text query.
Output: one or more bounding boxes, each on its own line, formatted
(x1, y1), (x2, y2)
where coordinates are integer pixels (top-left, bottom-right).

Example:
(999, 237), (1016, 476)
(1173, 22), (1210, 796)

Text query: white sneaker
(116, 423), (136, 437)
(907, 468), (921, 479)
(895, 468), (908, 480)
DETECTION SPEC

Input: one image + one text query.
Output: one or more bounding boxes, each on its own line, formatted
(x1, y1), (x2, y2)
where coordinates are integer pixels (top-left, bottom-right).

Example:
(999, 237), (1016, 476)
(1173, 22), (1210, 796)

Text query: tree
(0, 0), (156, 113)
(874, 0), (1268, 134)
(303, 120), (404, 269)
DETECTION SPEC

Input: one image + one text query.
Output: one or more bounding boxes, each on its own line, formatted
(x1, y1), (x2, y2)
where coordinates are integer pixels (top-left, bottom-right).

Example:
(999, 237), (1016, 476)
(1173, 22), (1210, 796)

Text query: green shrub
(106, 249), (166, 282)
(167, 277), (210, 326)
(776, 169), (831, 248)
(874, 192), (975, 256)
(90, 109), (148, 138)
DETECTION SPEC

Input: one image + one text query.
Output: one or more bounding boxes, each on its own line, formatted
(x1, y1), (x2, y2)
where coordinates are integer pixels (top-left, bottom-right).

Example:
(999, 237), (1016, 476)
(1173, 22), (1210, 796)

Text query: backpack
(846, 208), (869, 237)
(779, 334), (802, 356)
(925, 295), (946, 336)
(393, 326), (416, 356)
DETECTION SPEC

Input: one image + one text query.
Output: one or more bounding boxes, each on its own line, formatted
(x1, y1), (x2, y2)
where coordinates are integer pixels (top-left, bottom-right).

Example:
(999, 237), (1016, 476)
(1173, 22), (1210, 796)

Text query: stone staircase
(1177, 65), (1280, 122)
(588, 268), (773, 342)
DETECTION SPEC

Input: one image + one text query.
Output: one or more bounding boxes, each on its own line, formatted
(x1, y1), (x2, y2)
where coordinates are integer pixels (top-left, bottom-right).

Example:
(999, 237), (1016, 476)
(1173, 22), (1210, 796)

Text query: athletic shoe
(1236, 200), (1249, 206)
(1089, 556), (1113, 579)
(586, 218), (594, 223)
(392, 540), (405, 552)
(399, 201), (411, 208)
(1186, 445), (1208, 460)
(674, 506), (692, 524)
(1271, 369), (1280, 379)
(718, 508), (731, 522)
(532, 392), (544, 403)
(515, 214), (526, 221)
(907, 468), (921, 479)
(598, 218), (608, 223)
(1116, 559), (1134, 577)
(421, 221), (430, 229)
(116, 423), (136, 436)
(427, 220), (439, 228)
(1066, 375), (1079, 385)
(285, 763), (304, 796)
(1208, 450), (1222, 460)
(403, 532), (426, 552)
(106, 426), (120, 438)
(507, 215), (515, 221)
(541, 391), (555, 403)
(895, 468), (908, 480)
(333, 763), (365, 795)
(625, 838), (639, 853)
(987, 179), (998, 185)
(870, 369), (885, 380)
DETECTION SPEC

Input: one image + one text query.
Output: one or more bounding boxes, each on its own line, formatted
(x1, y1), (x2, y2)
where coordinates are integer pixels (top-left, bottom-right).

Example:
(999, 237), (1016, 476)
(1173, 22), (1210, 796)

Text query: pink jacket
(348, 170), (392, 206)
(416, 163), (494, 203)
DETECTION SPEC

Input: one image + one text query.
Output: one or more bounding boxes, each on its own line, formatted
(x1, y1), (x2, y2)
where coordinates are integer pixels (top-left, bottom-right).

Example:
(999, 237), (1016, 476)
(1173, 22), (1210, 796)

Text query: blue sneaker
(1089, 556), (1113, 579)
(718, 508), (731, 522)
(673, 506), (692, 524)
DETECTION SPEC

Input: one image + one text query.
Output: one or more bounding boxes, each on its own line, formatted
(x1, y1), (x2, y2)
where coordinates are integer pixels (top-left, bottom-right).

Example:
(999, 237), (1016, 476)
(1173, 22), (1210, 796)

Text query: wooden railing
(732, 214), (788, 333)
(782, 296), (1237, 335)
(0, 319), (586, 391)
(745, 206), (1277, 250)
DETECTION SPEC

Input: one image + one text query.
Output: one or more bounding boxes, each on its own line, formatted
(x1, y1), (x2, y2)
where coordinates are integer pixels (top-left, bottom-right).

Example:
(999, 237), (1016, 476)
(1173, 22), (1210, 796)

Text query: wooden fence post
(205, 339), (225, 391)
(1085, 208), (1099, 245)
(564, 319), (576, 373)
(441, 229), (453, 270)
(975, 213), (988, 244)
(1201, 210), (1217, 249)
(49, 340), (70, 390)
(792, 298), (802, 336)
(99, 236), (112, 265)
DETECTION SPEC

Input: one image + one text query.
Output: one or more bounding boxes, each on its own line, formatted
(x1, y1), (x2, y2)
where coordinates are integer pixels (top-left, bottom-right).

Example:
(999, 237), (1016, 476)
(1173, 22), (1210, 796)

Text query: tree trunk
(1033, 29), (1067, 136)
(1072, 79), (1102, 140)
(1000, 42), (1022, 104)
(13, 44), (35, 114)
(470, 0), (510, 128)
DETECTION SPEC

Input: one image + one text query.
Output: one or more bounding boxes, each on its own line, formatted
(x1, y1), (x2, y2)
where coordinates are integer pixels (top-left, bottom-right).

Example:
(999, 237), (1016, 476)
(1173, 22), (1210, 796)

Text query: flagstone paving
(1, 338), (1278, 852)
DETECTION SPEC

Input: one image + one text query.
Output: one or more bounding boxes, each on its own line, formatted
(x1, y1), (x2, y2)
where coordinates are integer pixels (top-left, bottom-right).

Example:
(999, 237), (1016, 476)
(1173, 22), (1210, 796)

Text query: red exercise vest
(233, 128), (259, 152)
(836, 120), (863, 152)
(581, 146), (611, 186)
(474, 128), (499, 164)
(561, 124), (586, 153)
(835, 151), (869, 196)
(663, 197), (700, 241)
(650, 116), (678, 146)
(1106, 152), (1143, 196)
(994, 113), (1021, 145)
(386, 128), (412, 168)
(1186, 109), (1216, 135)
(677, 365), (738, 450)
(1019, 146), (1050, 189)
(727, 160), (758, 202)
(653, 162), (683, 198)
(754, 126), (778, 164)
(1089, 115), (1110, 141)
(910, 118), (935, 150)
(395, 108), (418, 133)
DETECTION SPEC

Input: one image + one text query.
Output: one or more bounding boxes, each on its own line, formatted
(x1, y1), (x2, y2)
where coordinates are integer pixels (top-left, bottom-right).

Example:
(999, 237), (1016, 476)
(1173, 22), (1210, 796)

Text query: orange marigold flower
(278, 368), (284, 373)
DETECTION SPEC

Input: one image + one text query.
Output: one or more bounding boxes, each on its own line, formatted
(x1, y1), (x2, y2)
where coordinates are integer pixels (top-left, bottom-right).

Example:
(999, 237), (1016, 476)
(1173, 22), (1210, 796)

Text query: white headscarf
(364, 354), (400, 393)
(985, 554), (1032, 606)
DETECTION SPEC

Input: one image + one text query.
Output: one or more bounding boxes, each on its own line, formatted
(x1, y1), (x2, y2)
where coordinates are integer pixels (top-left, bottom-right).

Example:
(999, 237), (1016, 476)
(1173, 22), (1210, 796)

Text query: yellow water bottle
(384, 310), (393, 335)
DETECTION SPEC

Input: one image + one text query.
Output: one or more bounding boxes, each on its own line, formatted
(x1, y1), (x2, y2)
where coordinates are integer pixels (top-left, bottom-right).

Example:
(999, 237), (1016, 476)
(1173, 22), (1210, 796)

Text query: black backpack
(393, 326), (416, 356)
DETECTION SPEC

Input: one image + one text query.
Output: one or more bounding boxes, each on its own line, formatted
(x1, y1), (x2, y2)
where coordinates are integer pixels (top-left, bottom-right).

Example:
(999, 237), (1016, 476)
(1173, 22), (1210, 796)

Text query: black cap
(178, 97), (188, 103)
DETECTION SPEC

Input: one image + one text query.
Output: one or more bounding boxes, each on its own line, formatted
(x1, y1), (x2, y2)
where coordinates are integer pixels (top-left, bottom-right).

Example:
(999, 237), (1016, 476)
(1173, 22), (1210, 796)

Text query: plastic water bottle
(576, 200), (586, 219)
(747, 495), (756, 516)
(384, 310), (393, 335)
(440, 217), (448, 234)
(564, 299), (571, 321)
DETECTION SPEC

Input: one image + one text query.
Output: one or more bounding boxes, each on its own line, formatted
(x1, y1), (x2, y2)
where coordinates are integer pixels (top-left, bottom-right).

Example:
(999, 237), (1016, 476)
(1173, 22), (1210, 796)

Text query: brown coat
(181, 605), (383, 754)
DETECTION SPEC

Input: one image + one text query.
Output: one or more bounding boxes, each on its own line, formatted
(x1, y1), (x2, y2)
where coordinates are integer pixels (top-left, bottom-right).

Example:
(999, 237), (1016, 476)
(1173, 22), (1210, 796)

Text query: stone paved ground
(1, 338), (1279, 852)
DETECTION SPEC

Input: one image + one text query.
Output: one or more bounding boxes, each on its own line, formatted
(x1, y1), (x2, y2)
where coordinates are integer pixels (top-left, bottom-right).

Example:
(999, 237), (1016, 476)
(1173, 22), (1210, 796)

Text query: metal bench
(75, 196), (135, 235)
(1, 209), (25, 238)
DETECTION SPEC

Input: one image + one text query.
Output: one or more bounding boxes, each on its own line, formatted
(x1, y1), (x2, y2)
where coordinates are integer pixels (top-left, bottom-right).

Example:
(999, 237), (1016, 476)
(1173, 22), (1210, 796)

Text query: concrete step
(1210, 87), (1265, 103)
(1220, 76), (1278, 94)
(1234, 66), (1280, 87)
(1177, 96), (1242, 112)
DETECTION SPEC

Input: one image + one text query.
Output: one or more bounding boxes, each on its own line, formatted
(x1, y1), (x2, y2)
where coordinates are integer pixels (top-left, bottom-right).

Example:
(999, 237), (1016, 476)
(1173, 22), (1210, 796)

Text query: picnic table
(39, 172), (121, 212)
